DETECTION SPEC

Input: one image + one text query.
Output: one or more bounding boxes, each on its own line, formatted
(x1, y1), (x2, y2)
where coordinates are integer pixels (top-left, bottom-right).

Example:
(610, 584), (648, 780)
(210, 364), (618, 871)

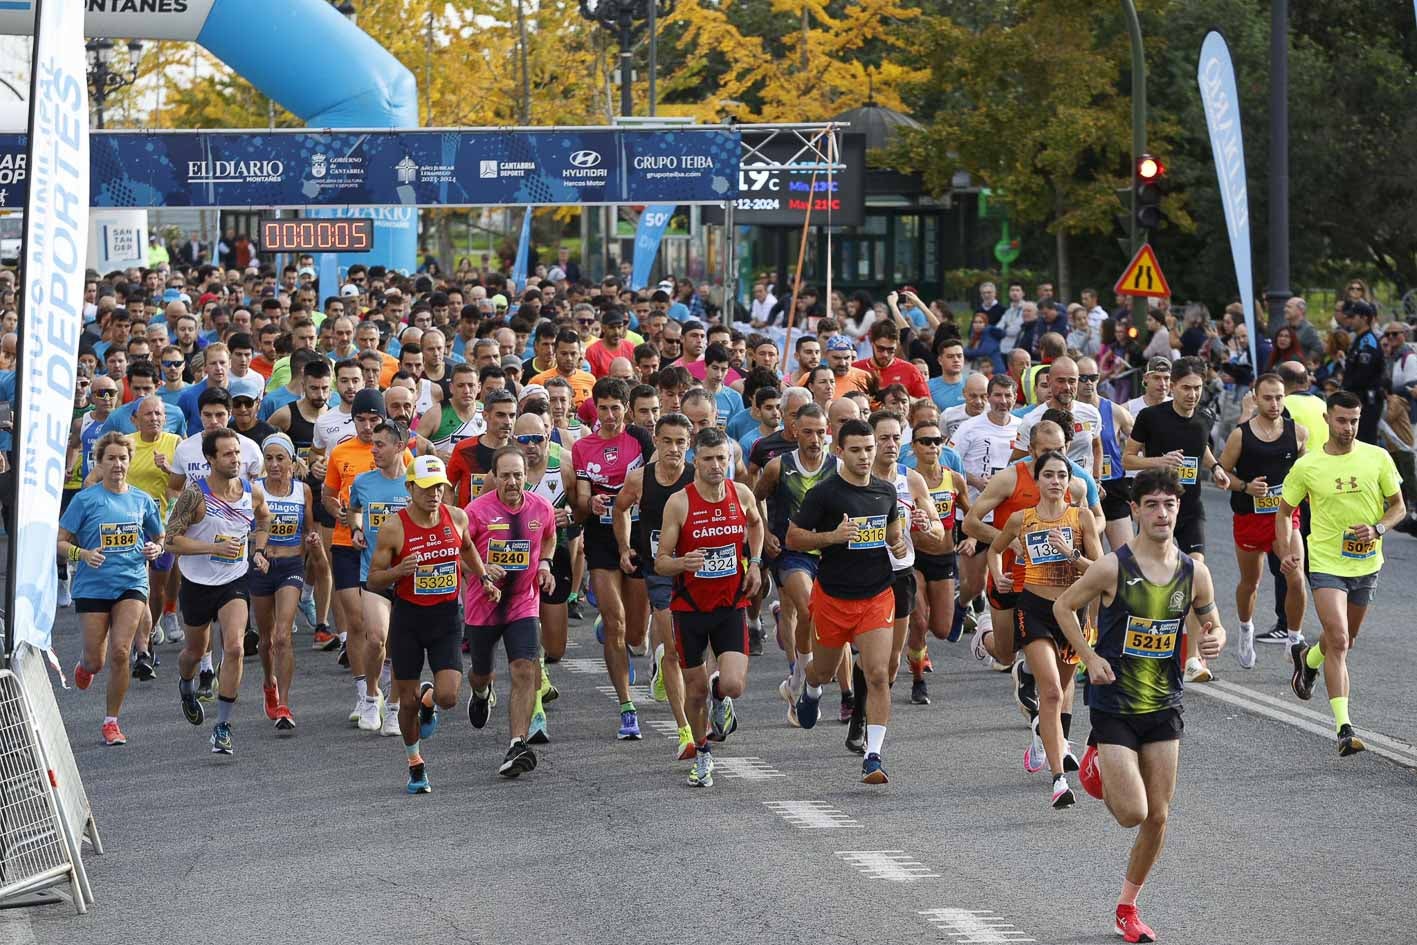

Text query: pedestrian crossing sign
(1113, 244), (1171, 298)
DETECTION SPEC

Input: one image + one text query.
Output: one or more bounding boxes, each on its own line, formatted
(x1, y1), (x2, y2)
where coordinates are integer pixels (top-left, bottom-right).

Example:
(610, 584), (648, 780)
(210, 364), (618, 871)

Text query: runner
(1278, 391), (1405, 757)
(446, 388), (517, 505)
(988, 449), (1102, 806)
(416, 362), (485, 460)
(1123, 356), (1171, 419)
(250, 434), (322, 730)
(1074, 356), (1135, 553)
(614, 413), (696, 759)
(1010, 356), (1103, 479)
(165, 428), (273, 755)
(787, 418), (909, 784)
(463, 445), (557, 777)
(513, 411), (569, 726)
(654, 427), (765, 787)
(1216, 372), (1307, 668)
(121, 396), (183, 666)
(1123, 356), (1231, 683)
(1051, 468), (1226, 944)
(366, 455), (490, 794)
(58, 432), (165, 746)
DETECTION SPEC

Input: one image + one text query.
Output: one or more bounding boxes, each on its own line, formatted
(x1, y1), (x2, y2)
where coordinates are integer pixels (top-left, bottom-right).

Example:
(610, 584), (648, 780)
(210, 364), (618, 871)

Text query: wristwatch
(1375, 523), (1387, 537)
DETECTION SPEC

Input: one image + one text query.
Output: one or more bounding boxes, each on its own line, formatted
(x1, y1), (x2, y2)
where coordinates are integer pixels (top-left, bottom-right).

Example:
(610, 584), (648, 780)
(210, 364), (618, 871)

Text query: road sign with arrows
(1113, 244), (1171, 298)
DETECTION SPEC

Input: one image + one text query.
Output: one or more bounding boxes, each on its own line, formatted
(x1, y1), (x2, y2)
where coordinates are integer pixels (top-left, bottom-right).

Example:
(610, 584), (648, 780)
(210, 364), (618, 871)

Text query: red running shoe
(101, 720), (126, 746)
(263, 683), (280, 720)
(1080, 744), (1104, 799)
(74, 662), (94, 691)
(1115, 905), (1155, 943)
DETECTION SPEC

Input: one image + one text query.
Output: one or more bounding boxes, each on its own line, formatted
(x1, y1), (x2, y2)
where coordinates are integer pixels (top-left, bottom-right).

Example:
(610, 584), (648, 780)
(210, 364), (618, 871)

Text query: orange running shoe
(101, 720), (127, 746)
(263, 683), (280, 720)
(74, 662), (94, 691)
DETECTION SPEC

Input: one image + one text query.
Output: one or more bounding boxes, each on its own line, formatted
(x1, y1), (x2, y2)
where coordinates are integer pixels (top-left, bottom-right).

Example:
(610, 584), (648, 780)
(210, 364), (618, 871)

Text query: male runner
(1124, 356), (1171, 419)
(654, 427), (765, 788)
(1279, 391), (1405, 756)
(1010, 356), (1103, 479)
(1075, 356), (1135, 552)
(416, 362), (485, 459)
(787, 418), (909, 783)
(514, 411), (569, 727)
(1053, 468), (1225, 944)
(446, 388), (517, 505)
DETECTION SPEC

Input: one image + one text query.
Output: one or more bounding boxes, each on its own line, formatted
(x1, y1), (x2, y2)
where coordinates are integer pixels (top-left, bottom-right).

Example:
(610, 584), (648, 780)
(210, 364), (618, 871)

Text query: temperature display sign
(259, 217), (374, 253)
(703, 133), (865, 227)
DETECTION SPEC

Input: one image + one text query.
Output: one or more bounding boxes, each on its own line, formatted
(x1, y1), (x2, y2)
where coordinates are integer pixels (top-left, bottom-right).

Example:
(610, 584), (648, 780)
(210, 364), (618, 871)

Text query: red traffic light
(1137, 154), (1164, 181)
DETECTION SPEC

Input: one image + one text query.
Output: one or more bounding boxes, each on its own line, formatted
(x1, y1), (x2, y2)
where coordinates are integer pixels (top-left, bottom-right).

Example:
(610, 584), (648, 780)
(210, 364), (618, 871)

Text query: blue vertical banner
(630, 205), (676, 291)
(1198, 31), (1257, 370)
(510, 208), (532, 295)
(12, 0), (90, 656)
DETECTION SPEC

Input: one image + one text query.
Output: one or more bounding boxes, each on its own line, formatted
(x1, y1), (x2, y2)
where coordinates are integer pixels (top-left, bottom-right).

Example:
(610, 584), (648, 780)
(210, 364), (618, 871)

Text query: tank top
(1097, 398), (1125, 482)
(770, 450), (837, 543)
(921, 465), (958, 531)
(889, 465), (916, 572)
(1229, 417), (1298, 516)
(672, 482), (749, 613)
(394, 504), (463, 605)
(994, 460), (1040, 585)
(1090, 545), (1194, 715)
(284, 402), (317, 461)
(79, 413), (105, 480)
(432, 403), (484, 452)
(1020, 505), (1082, 587)
(637, 461), (695, 566)
(261, 478), (305, 548)
(527, 444), (572, 540)
(178, 479), (254, 586)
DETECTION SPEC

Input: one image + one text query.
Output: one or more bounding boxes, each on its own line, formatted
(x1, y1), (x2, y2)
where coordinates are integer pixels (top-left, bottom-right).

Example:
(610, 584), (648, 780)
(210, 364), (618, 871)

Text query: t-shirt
(326, 439), (412, 547)
(791, 472), (898, 600)
(234, 420), (278, 447)
(172, 430), (264, 486)
(571, 427), (654, 529)
(99, 399), (187, 437)
(1014, 400), (1102, 472)
(126, 432), (181, 520)
(176, 379), (224, 432)
(58, 484), (162, 600)
(726, 409), (762, 442)
(462, 490), (555, 625)
(950, 412), (1022, 497)
(1282, 442), (1401, 577)
(829, 368), (873, 400)
(585, 338), (638, 378)
(1283, 392), (1328, 452)
(447, 435), (502, 506)
(1130, 403), (1210, 515)
(529, 368), (596, 407)
(928, 376), (965, 411)
(941, 404), (975, 442)
(348, 468), (411, 581)
(259, 386), (300, 422)
(710, 385), (745, 425)
(853, 356), (929, 400)
(748, 430), (795, 472)
(313, 408), (356, 452)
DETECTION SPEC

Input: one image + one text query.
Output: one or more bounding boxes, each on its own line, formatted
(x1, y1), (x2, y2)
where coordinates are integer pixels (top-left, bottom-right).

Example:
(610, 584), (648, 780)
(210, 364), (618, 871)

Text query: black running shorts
(673, 607), (748, 669)
(388, 598), (462, 680)
(1089, 705), (1184, 750)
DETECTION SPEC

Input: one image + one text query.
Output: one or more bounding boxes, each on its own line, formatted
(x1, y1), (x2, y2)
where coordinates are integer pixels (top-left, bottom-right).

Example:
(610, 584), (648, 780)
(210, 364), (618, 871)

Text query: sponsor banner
(0, 127), (740, 209)
(630, 205), (675, 291)
(13, 0), (91, 653)
(510, 208), (531, 293)
(87, 208), (146, 269)
(703, 132), (864, 227)
(0, 0), (218, 42)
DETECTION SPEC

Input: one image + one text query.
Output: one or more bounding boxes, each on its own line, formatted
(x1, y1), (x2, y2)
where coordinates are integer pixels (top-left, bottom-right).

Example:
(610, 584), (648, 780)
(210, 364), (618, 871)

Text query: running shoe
(687, 750), (713, 787)
(1079, 744), (1104, 799)
(1012, 660), (1038, 722)
(528, 710), (549, 745)
(101, 720), (126, 746)
(311, 627), (338, 651)
(567, 596), (583, 620)
(778, 678), (800, 728)
(196, 669), (215, 702)
(1051, 775), (1076, 809)
(295, 596), (318, 633)
(1256, 621), (1289, 644)
(418, 682), (439, 739)
(539, 677), (559, 704)
(922, 653), (934, 673)
(467, 686), (495, 729)
(1114, 905), (1156, 944)
(210, 721), (234, 755)
(57, 576), (72, 609)
(358, 692), (384, 732)
(1183, 656), (1213, 684)
(747, 622), (764, 656)
(796, 689), (821, 729)
(337, 641), (350, 668)
(263, 683), (280, 721)
(499, 740), (538, 778)
(650, 644), (666, 702)
(838, 692), (854, 724)
(180, 681), (204, 725)
(132, 652), (157, 681)
(150, 618), (165, 646)
(161, 612), (184, 644)
(676, 725), (696, 761)
(911, 678), (930, 705)
(962, 604), (979, 637)
(1024, 723), (1047, 774)
(1236, 623), (1256, 669)
(1063, 742), (1080, 772)
(1290, 643), (1318, 701)
(861, 752), (889, 784)
(243, 629), (259, 658)
(594, 615), (605, 644)
(274, 705), (296, 731)
(349, 692), (363, 725)
(407, 762), (432, 795)
(73, 661), (93, 691)
(1337, 723), (1366, 758)
(628, 637), (649, 658)
(772, 600), (783, 652)
(845, 714), (865, 755)
(947, 603), (966, 643)
(617, 708), (641, 740)
(990, 658), (1011, 673)
(381, 703), (401, 737)
(708, 693), (736, 742)
(970, 623), (991, 663)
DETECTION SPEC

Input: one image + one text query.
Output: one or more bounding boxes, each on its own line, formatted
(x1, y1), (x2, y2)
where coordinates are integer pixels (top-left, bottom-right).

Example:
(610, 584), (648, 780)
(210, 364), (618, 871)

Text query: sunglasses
(92, 389), (117, 398)
(1077, 374), (1100, 383)
(515, 434), (546, 445)
(913, 436), (944, 447)
(161, 360), (184, 369)
(576, 319), (596, 327)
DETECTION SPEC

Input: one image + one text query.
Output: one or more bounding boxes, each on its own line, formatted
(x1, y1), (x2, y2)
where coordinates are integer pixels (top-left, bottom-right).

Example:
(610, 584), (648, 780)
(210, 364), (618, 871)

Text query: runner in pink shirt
(462, 443), (557, 776)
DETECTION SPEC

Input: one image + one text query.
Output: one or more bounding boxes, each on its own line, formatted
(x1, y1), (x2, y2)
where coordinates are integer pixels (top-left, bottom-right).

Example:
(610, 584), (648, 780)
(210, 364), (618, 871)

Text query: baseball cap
(492, 294), (509, 310)
(230, 392), (258, 405)
(406, 454), (451, 489)
(518, 383), (548, 403)
(602, 308), (626, 326)
(162, 288), (182, 303)
(297, 266), (316, 279)
(340, 283), (361, 298)
(547, 266), (566, 282)
(351, 388), (386, 418)
(1145, 356), (1171, 374)
(826, 335), (854, 353)
(657, 279), (674, 292)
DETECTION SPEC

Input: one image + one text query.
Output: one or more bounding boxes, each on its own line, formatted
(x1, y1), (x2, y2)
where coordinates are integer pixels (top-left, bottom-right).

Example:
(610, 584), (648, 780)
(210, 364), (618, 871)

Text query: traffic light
(1135, 154), (1165, 231)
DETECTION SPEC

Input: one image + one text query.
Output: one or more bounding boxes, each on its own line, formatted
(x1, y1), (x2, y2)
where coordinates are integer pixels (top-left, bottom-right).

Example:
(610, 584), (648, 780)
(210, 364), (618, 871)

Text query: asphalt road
(6, 486), (1417, 945)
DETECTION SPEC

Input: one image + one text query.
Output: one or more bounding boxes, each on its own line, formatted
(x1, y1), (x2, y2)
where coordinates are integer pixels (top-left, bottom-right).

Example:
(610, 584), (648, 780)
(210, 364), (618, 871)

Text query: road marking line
(918, 909), (1036, 943)
(763, 800), (861, 828)
(595, 684), (654, 703)
(834, 850), (939, 881)
(644, 719), (680, 738)
(1207, 678), (1417, 756)
(713, 757), (785, 780)
(1191, 681), (1417, 769)
(561, 658), (607, 674)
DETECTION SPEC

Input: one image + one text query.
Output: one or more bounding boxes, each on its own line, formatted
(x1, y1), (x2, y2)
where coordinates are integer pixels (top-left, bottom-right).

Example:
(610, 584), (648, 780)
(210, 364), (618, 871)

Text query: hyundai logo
(569, 150), (603, 168)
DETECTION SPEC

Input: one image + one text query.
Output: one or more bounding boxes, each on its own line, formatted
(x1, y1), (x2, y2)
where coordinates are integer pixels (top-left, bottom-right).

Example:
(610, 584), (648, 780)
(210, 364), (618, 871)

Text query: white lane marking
(834, 850), (940, 881)
(712, 757), (785, 780)
(595, 684), (655, 703)
(645, 719), (680, 738)
(560, 658), (607, 674)
(763, 800), (861, 828)
(1190, 680), (1417, 768)
(1208, 678), (1417, 755)
(919, 909), (1036, 942)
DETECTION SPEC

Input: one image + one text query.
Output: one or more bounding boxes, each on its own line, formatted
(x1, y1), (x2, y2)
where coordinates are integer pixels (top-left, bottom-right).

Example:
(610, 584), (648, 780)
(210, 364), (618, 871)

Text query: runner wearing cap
(1123, 356), (1172, 422)
(823, 335), (873, 399)
(367, 455), (489, 794)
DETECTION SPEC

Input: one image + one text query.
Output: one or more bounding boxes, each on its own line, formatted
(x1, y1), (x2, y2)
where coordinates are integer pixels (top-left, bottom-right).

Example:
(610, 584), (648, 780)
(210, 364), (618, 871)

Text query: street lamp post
(85, 38), (143, 130)
(577, 0), (675, 118)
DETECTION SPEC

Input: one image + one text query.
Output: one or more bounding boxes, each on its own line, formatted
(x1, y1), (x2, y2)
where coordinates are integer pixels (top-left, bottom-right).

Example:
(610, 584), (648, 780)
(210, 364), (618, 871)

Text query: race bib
(297, 446), (313, 464)
(1122, 616), (1181, 659)
(99, 521), (141, 553)
(413, 560), (458, 595)
(931, 489), (955, 521)
(1025, 527), (1072, 565)
(1100, 454), (1112, 479)
(695, 543), (739, 579)
(1254, 484), (1283, 514)
(269, 513), (300, 539)
(468, 473), (486, 496)
(847, 515), (887, 550)
(649, 528), (661, 559)
(488, 539), (532, 572)
(367, 501), (403, 530)
(630, 503), (641, 523)
(1178, 456), (1199, 485)
(210, 532), (247, 564)
(1340, 530), (1377, 560)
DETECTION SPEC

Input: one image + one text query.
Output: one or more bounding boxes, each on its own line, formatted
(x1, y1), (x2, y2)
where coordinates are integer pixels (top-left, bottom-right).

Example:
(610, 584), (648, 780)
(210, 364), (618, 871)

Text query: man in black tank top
(1217, 373), (1309, 669)
(613, 414), (697, 761)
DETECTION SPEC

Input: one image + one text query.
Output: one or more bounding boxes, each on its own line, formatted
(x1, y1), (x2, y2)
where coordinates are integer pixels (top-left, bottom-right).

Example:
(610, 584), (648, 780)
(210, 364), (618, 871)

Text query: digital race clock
(259, 217), (374, 253)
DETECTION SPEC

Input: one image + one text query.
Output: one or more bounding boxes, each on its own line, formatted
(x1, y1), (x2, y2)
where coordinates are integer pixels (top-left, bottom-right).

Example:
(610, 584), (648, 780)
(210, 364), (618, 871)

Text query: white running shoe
(357, 692), (384, 731)
(1024, 725), (1047, 774)
(150, 621), (165, 646)
(1236, 623), (1256, 669)
(57, 577), (72, 609)
(349, 692), (363, 724)
(778, 677), (800, 728)
(1184, 656), (1213, 683)
(162, 613), (184, 644)
(380, 702), (402, 736)
(970, 623), (991, 663)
